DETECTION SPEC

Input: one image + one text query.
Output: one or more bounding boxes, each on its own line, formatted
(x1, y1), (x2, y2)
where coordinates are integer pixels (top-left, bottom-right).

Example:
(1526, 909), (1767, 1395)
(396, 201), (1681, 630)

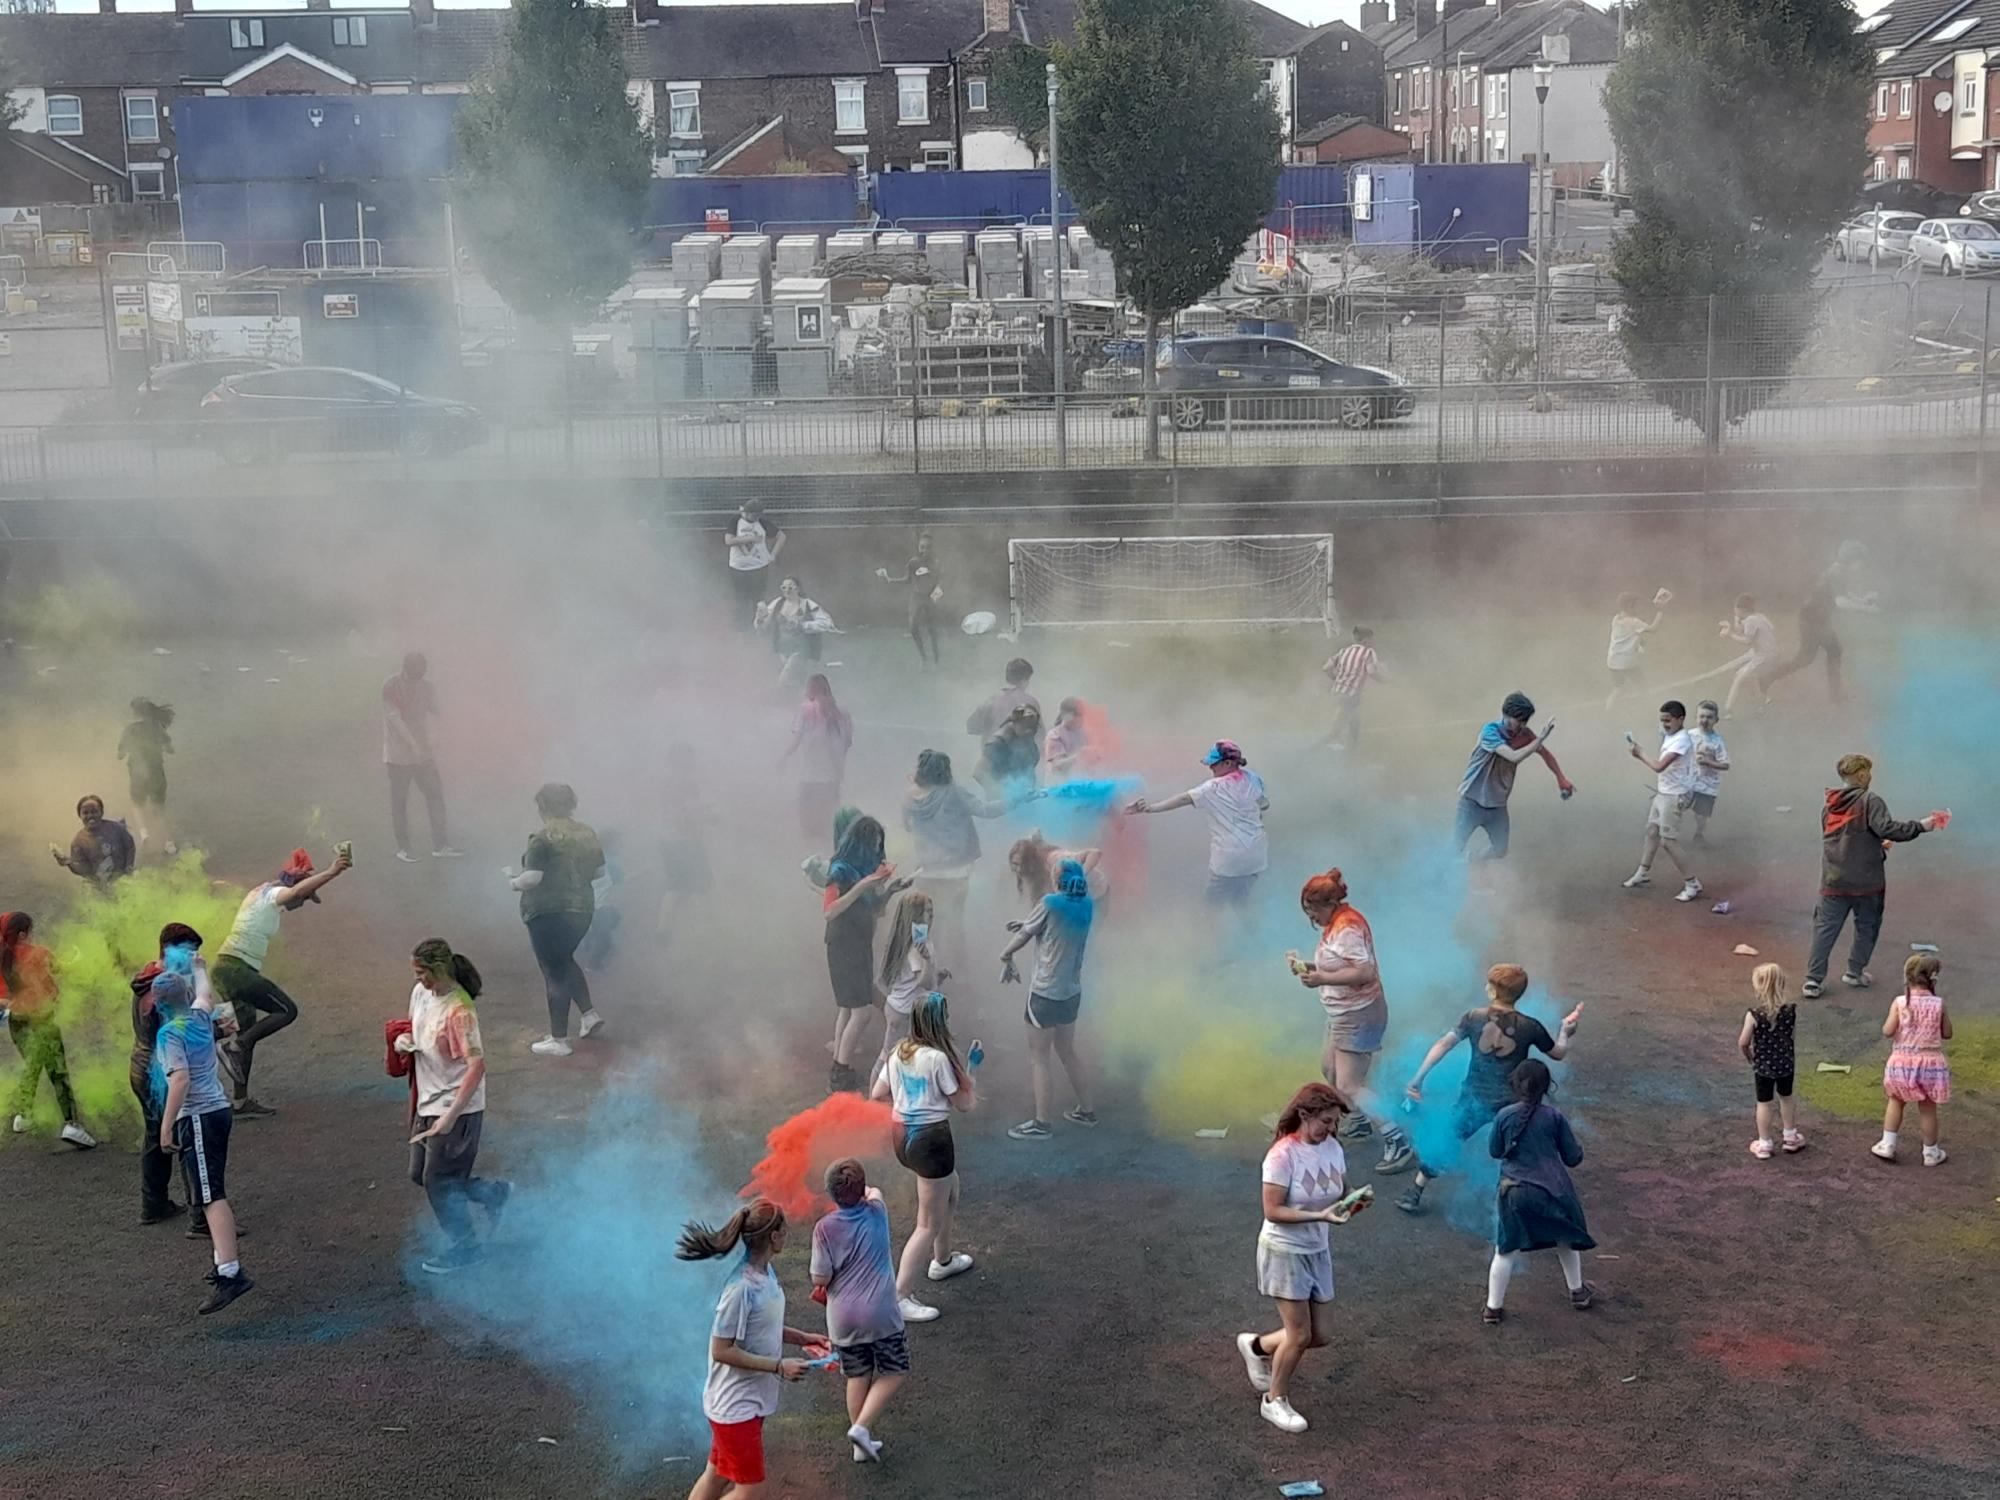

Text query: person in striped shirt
(1321, 627), (1385, 751)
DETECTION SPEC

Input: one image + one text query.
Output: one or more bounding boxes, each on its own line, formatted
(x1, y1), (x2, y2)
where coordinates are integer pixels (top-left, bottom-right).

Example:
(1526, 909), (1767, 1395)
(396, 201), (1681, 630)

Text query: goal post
(1007, 534), (1337, 636)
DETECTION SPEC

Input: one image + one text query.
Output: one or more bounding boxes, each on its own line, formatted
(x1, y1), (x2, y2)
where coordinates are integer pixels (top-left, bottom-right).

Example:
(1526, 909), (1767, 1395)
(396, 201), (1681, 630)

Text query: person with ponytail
(1293, 870), (1413, 1174)
(871, 890), (940, 1093)
(869, 992), (976, 1323)
(678, 1198), (830, 1498)
(1483, 1059), (1596, 1324)
(1234, 1082), (1370, 1435)
(999, 856), (1098, 1140)
(2, 912), (96, 1149)
(780, 674), (853, 840)
(399, 939), (510, 1275)
(823, 815), (910, 1094)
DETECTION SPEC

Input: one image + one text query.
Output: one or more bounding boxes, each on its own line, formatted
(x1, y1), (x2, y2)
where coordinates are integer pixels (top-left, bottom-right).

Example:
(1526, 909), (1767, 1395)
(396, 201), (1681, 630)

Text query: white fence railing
(302, 238), (384, 272)
(146, 240), (227, 277)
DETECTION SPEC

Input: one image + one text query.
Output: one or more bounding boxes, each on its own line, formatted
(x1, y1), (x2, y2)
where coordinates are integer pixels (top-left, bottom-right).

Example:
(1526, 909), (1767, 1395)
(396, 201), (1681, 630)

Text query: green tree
(451, 0), (652, 340)
(1605, 0), (1870, 435)
(0, 33), (25, 133)
(1053, 0), (1281, 451)
(986, 42), (1051, 156)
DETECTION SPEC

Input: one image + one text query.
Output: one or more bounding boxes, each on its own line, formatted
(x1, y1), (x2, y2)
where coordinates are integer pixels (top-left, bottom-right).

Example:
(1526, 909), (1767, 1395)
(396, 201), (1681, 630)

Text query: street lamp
(1047, 60), (1066, 468)
(1533, 58), (1554, 408)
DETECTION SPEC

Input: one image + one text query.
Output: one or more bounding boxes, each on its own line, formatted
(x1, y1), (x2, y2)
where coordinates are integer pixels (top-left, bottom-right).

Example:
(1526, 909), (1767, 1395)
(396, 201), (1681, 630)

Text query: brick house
(0, 9), (185, 205)
(1864, 0), (1987, 194)
(1294, 115), (1412, 166)
(1281, 21), (1387, 158)
(178, 2), (508, 99)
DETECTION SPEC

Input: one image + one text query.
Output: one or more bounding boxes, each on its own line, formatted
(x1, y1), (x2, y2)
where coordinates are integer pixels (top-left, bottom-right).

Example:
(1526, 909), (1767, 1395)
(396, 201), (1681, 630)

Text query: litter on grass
(1911, 943), (1940, 953)
(1195, 1128), (1229, 1139)
(536, 1437), (560, 1446)
(1733, 944), (1760, 956)
(1774, 806), (1793, 814)
(1816, 1062), (1853, 1075)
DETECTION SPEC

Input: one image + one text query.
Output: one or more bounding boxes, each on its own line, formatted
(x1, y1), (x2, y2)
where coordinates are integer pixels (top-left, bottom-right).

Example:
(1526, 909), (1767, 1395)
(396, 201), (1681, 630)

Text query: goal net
(1007, 534), (1336, 634)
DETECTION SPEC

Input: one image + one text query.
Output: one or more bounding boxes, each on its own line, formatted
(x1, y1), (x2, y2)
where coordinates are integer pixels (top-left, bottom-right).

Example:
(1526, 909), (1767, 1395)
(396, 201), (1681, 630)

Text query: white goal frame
(1007, 533), (1337, 636)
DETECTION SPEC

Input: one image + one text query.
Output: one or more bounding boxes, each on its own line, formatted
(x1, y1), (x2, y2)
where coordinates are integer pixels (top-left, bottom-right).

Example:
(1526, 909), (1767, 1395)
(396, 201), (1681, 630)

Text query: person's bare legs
(896, 1174), (945, 1295)
(1026, 1025), (1055, 1123)
(845, 1373), (871, 1425)
(854, 1372), (903, 1430)
(1777, 1092), (1799, 1135)
(1258, 1298), (1329, 1404)
(1882, 1098), (1906, 1137)
(1635, 824), (1663, 875)
(1755, 1098), (1776, 1144)
(686, 1467), (759, 1500)
(933, 1172), (959, 1268)
(834, 1007), (877, 1071)
(1917, 1099), (1940, 1147)
(205, 1197), (239, 1271)
(1653, 834), (1694, 882)
(1050, 1023), (1093, 1113)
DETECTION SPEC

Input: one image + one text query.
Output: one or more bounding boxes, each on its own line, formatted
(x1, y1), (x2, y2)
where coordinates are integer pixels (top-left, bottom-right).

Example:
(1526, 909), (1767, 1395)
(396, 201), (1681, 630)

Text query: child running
(810, 1159), (908, 1465)
(677, 1199), (830, 1500)
(2, 911), (97, 1148)
(1605, 591), (1665, 709)
(1234, 1082), (1371, 1435)
(401, 939), (512, 1274)
(872, 892), (938, 1093)
(1126, 740), (1268, 908)
(1872, 953), (1952, 1167)
(1737, 963), (1804, 1159)
(870, 993), (976, 1323)
(1322, 625), (1385, 751)
(1707, 595), (1776, 718)
(1397, 964), (1580, 1216)
(1454, 693), (1573, 859)
(119, 698), (176, 855)
(1688, 700), (1730, 847)
(1621, 699), (1703, 903)
(151, 969), (252, 1314)
(1483, 1059), (1595, 1323)
(999, 856), (1098, 1140)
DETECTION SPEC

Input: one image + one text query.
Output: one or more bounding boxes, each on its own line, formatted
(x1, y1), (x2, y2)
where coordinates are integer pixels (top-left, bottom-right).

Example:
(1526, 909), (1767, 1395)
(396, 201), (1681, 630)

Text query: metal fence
(0, 371), (1988, 496)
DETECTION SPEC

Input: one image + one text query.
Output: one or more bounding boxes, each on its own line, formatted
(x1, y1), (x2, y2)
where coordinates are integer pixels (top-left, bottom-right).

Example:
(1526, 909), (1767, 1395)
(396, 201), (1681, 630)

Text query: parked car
(1832, 211), (1924, 266)
(1960, 191), (2000, 223)
(198, 366), (485, 463)
(1154, 336), (1415, 431)
(133, 357), (276, 421)
(1856, 180), (1960, 218)
(1904, 217), (2000, 275)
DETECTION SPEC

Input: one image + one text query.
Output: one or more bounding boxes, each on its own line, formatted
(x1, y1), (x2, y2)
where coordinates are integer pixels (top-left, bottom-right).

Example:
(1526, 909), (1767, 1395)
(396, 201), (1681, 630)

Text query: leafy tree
(1605, 0), (1870, 435)
(0, 31), (26, 132)
(1053, 0), (1280, 451)
(451, 0), (652, 339)
(986, 42), (1051, 156)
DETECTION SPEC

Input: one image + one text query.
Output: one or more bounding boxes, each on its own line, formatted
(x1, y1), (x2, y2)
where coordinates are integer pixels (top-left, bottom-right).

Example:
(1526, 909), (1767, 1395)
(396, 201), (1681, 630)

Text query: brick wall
(224, 57), (365, 96)
(657, 66), (958, 174)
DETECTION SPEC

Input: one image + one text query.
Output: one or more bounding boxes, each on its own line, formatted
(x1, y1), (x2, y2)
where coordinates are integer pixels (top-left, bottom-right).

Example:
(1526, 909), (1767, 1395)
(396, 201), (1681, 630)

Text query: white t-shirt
(409, 983), (486, 1117)
(1738, 612), (1777, 663)
(887, 1043), (960, 1126)
(1607, 614), (1647, 670)
(1690, 728), (1729, 798)
(1260, 1133), (1347, 1255)
(1656, 727), (1699, 796)
(1185, 769), (1269, 878)
(728, 518), (773, 572)
(702, 1265), (786, 1424)
(1313, 909), (1384, 1017)
(885, 944), (929, 1015)
(218, 884), (285, 970)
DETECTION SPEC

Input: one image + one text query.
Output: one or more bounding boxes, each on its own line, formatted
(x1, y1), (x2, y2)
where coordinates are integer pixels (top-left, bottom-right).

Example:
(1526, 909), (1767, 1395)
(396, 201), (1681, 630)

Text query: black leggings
(213, 956), (298, 1103)
(1754, 1073), (1795, 1103)
(527, 911), (594, 1037)
(910, 605), (941, 664)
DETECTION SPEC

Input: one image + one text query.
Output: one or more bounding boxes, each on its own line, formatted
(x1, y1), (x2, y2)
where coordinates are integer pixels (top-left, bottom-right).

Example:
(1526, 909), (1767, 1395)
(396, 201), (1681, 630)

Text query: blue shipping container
(873, 169), (1073, 231)
(1348, 162), (1530, 267)
(645, 176), (861, 237)
(176, 95), (460, 185)
(1266, 165), (1351, 241)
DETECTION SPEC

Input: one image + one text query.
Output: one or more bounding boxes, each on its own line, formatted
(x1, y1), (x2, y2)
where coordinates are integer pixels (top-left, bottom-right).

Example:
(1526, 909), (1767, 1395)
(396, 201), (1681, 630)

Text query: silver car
(1833, 211), (1923, 266)
(1906, 217), (2000, 274)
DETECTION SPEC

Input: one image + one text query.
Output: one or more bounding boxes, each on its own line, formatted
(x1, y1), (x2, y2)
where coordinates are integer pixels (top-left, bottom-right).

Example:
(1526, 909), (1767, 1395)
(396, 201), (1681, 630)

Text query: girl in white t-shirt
(1234, 1082), (1370, 1435)
(870, 892), (940, 1093)
(870, 993), (976, 1324)
(1604, 591), (1664, 709)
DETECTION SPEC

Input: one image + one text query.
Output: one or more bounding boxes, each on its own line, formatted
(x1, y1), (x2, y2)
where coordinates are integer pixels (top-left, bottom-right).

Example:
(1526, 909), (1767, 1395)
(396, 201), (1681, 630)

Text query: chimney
(175, 0), (196, 17)
(1412, 0), (1437, 37)
(983, 0), (1010, 38)
(633, 0), (663, 24)
(1442, 0), (1481, 17)
(411, 0), (436, 26)
(1359, 0), (1390, 28)
(1495, 0), (1534, 11)
(305, 0), (330, 10)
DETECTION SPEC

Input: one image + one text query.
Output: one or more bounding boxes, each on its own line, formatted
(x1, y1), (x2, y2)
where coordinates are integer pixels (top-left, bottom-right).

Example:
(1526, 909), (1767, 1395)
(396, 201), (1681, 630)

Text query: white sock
(217, 1259), (240, 1279)
(1556, 1248), (1583, 1292)
(1880, 1130), (1899, 1149)
(1486, 1250), (1518, 1309)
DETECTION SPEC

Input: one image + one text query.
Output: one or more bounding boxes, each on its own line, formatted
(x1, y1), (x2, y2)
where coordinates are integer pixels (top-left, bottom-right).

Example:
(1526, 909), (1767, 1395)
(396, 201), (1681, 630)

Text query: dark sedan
(198, 366), (485, 463)
(1154, 336), (1416, 430)
(134, 358), (277, 421)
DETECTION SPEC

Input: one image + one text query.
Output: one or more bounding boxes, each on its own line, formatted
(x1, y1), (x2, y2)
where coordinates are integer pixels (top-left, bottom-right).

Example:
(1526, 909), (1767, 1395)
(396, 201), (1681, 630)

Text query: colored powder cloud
(740, 1093), (895, 1221)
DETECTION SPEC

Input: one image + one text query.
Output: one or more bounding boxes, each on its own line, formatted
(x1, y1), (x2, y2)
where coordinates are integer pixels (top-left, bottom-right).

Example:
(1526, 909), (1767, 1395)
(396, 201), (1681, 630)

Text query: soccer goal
(1006, 534), (1337, 636)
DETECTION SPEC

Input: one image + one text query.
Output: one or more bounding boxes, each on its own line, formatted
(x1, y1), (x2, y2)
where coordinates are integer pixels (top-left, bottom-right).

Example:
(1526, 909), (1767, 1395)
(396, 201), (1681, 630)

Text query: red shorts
(709, 1416), (766, 1485)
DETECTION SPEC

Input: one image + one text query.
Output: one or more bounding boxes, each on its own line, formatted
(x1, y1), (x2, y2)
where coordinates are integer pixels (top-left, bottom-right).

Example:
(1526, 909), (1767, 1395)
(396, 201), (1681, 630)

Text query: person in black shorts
(871, 993), (977, 1323)
(1759, 540), (1875, 703)
(876, 530), (945, 667)
(1396, 964), (1581, 1216)
(1738, 962), (1803, 1159)
(152, 970), (253, 1315)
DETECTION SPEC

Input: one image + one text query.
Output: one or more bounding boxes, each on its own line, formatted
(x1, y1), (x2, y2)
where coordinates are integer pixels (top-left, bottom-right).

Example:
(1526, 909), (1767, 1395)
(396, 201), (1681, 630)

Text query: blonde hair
(1904, 952), (1942, 993)
(1750, 963), (1789, 1023)
(879, 889), (933, 988)
(1836, 754), (1873, 785)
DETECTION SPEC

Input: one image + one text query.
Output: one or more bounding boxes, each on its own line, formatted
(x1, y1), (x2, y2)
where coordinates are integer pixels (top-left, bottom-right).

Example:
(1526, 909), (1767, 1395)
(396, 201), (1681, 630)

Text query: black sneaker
(140, 1201), (185, 1226)
(232, 1098), (277, 1121)
(421, 1243), (482, 1276)
(1395, 1183), (1427, 1215)
(1337, 1113), (1375, 1142)
(484, 1180), (513, 1232)
(198, 1272), (255, 1315)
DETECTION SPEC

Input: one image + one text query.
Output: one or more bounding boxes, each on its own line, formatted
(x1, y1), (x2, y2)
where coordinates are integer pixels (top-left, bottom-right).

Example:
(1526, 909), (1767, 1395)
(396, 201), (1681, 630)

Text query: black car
(1154, 336), (1415, 431)
(133, 357), (276, 421)
(198, 366), (485, 463)
(1961, 191), (2000, 224)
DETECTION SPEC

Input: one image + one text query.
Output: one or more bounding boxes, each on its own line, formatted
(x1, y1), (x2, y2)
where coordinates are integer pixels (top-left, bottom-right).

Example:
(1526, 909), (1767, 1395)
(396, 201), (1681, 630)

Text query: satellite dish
(1934, 90), (1954, 113)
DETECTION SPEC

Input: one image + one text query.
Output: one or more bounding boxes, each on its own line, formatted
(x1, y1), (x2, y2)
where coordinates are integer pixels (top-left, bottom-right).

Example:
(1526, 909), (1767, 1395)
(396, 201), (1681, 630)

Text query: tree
(986, 42), (1051, 156)
(1604, 0), (1870, 435)
(1052, 0), (1281, 452)
(451, 0), (653, 341)
(0, 31), (26, 133)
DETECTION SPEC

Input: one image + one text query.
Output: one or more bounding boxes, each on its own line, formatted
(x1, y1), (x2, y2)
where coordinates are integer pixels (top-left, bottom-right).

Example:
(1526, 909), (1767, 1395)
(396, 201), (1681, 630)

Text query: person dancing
(1292, 870), (1413, 1174)
(870, 993), (976, 1323)
(511, 783), (606, 1057)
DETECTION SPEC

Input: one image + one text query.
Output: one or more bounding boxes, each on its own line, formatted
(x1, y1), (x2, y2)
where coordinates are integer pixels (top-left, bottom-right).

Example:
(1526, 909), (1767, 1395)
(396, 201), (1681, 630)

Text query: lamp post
(1533, 58), (1553, 409)
(1047, 60), (1066, 468)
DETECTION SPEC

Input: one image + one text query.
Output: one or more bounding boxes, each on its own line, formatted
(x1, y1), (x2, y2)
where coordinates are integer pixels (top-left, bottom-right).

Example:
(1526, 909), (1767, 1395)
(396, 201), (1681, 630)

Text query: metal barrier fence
(0, 372), (1987, 494)
(146, 240), (228, 278)
(302, 238), (384, 273)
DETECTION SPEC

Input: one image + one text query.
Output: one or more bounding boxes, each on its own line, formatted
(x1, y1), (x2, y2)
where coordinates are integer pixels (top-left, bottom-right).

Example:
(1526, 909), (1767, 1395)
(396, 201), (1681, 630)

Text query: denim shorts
(1256, 1241), (1335, 1303)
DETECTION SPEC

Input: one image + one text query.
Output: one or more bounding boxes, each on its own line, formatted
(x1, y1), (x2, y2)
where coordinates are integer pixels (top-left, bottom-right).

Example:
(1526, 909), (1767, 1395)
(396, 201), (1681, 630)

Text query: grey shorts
(1323, 996), (1388, 1056)
(1257, 1241), (1335, 1303)
(836, 1331), (911, 1379)
(1647, 791), (1688, 840)
(1207, 872), (1259, 906)
(1689, 792), (1717, 818)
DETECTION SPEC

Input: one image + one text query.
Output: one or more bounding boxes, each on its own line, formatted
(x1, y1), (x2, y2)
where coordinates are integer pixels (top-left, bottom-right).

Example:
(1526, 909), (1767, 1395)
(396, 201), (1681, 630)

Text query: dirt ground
(1, 596), (1996, 1500)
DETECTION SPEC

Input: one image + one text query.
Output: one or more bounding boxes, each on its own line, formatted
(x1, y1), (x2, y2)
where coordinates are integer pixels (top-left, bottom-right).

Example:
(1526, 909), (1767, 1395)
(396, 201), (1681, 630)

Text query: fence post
(1224, 395), (1234, 463)
(1434, 296), (1447, 497)
(1703, 295), (1719, 464)
(1981, 283), (1992, 500)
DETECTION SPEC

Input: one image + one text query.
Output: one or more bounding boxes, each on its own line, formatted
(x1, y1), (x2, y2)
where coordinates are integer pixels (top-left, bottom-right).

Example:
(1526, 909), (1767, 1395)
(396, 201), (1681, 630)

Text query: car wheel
(1336, 395), (1375, 430)
(218, 430), (264, 467)
(399, 423), (439, 458)
(1170, 396), (1209, 432)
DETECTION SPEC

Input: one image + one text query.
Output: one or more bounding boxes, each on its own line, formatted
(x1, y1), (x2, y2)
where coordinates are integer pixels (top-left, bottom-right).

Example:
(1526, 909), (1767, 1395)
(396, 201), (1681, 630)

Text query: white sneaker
(1235, 1332), (1273, 1392)
(1675, 878), (1703, 903)
(1621, 869), (1651, 889)
(60, 1122), (97, 1149)
(431, 847), (464, 859)
(898, 1295), (940, 1323)
(1869, 1138), (1897, 1162)
(10, 1114), (24, 1134)
(847, 1424), (882, 1462)
(1923, 1145), (1948, 1167)
(927, 1252), (974, 1281)
(530, 1036), (573, 1057)
(1260, 1395), (1308, 1434)
(395, 850), (419, 864)
(578, 1010), (606, 1039)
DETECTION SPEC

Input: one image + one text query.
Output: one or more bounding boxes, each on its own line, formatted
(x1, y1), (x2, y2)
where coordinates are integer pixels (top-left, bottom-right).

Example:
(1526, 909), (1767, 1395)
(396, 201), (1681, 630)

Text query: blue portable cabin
(873, 169), (1074, 232)
(1347, 162), (1531, 268)
(644, 174), (863, 244)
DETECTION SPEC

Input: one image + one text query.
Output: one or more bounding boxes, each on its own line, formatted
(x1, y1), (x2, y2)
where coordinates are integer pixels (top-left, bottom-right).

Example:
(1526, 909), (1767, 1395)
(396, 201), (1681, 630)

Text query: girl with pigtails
(678, 1199), (830, 1499)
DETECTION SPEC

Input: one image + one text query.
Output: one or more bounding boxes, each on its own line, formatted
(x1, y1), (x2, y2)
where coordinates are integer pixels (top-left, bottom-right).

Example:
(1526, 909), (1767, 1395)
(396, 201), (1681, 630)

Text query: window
(1964, 71), (1978, 117)
(1393, 74), (1404, 114)
(834, 78), (865, 134)
(1489, 128), (1506, 160)
(129, 164), (166, 200)
(1450, 71), (1460, 110)
(897, 70), (929, 125)
(1933, 15), (1980, 43)
(669, 87), (700, 137)
(669, 150), (705, 175)
(47, 94), (82, 136)
(124, 94), (160, 143)
(923, 146), (954, 170)
(1899, 80), (1912, 115)
(230, 18), (265, 48)
(1897, 155), (1911, 179)
(1466, 71), (1478, 107)
(332, 16), (367, 47)
(967, 78), (987, 111)
(1873, 156), (1887, 181)
(1876, 83), (1889, 118)
(1489, 74), (1508, 119)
